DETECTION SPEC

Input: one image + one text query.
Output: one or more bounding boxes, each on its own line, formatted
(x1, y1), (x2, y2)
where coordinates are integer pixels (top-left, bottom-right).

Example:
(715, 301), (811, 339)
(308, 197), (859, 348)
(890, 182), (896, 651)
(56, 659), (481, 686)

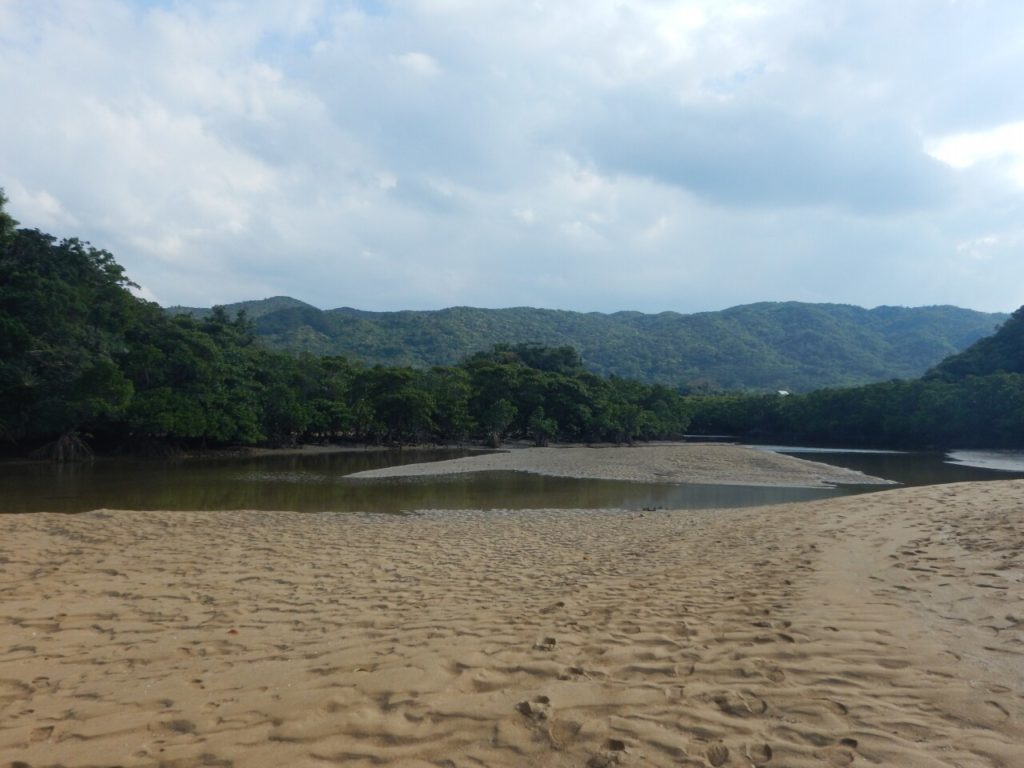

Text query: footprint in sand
(705, 742), (729, 766)
(677, 621), (699, 638)
(754, 661), (786, 683)
(745, 742), (773, 765)
(29, 725), (54, 742)
(877, 658), (910, 670)
(712, 690), (768, 718)
(558, 665), (588, 681)
(516, 695), (552, 721)
(985, 700), (1010, 721)
(587, 744), (629, 768)
(546, 718), (583, 748)
(159, 719), (197, 735)
(470, 671), (510, 693)
(817, 746), (855, 766)
(821, 699), (848, 715)
(533, 636), (557, 651)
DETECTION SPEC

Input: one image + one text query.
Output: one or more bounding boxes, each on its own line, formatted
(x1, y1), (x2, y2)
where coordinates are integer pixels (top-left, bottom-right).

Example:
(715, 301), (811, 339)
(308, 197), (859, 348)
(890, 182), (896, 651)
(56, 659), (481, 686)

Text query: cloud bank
(1, 0), (1022, 312)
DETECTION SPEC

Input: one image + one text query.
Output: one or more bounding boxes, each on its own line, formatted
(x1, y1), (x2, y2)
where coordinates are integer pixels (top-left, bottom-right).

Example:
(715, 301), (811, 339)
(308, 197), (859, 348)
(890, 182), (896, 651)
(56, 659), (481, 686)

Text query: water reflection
(341, 473), (857, 514)
(764, 447), (1024, 487)
(946, 449), (1024, 473)
(1, 447), (867, 515)
(2, 445), (1022, 515)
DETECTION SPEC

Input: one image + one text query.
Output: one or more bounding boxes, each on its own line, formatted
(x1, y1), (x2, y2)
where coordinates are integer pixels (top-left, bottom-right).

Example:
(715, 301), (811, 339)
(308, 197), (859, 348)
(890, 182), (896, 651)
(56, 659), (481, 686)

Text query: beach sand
(0, 451), (1021, 767)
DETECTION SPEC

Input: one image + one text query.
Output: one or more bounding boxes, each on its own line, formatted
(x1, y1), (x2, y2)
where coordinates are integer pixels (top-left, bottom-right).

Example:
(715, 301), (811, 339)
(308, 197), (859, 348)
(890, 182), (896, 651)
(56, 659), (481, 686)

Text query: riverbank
(348, 442), (894, 488)
(1, 481), (1020, 766)
(0, 440), (490, 466)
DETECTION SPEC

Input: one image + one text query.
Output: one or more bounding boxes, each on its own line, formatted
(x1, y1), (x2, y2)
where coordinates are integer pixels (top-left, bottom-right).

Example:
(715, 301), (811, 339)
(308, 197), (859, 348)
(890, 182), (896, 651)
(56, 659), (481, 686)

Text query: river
(2, 444), (1022, 515)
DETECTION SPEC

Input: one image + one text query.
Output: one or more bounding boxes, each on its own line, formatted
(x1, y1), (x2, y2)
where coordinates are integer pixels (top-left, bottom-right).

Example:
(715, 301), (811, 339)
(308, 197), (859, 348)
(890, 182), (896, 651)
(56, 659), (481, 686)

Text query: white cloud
(376, 172), (398, 191)
(395, 51), (441, 77)
(926, 121), (1024, 186)
(5, 181), (79, 230)
(130, 282), (162, 304)
(956, 235), (1000, 261)
(513, 207), (535, 224)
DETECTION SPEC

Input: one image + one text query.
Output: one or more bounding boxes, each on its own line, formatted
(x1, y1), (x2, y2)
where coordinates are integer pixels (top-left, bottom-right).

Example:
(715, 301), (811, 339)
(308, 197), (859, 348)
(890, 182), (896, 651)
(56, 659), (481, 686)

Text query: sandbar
(348, 443), (894, 488)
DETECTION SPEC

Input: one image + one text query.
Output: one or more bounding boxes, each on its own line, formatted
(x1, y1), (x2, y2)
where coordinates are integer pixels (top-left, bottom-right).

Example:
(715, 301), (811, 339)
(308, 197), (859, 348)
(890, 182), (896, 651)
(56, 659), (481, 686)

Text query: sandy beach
(1, 449), (1021, 767)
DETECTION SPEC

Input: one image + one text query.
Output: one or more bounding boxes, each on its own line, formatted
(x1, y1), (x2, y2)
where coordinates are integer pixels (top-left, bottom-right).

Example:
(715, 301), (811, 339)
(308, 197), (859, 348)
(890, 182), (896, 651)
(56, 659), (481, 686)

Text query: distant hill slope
(926, 306), (1024, 380)
(166, 299), (1007, 392)
(165, 296), (315, 321)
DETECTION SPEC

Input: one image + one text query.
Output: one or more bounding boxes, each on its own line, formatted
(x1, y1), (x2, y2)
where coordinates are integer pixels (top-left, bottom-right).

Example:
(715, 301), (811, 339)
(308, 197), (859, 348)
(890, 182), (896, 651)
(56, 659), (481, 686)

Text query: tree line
(687, 373), (1024, 449)
(0, 193), (693, 457)
(3, 189), (1020, 459)
(687, 307), (1024, 449)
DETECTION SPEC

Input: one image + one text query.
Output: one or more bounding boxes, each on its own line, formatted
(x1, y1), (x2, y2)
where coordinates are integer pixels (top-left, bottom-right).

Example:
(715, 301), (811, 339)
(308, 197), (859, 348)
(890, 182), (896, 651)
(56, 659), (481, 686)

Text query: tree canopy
(0, 193), (696, 456)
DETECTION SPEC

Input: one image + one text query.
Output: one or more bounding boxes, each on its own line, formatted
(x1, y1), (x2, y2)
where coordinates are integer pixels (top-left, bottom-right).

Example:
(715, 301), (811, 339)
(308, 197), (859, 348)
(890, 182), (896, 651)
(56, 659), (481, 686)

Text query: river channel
(2, 445), (1023, 515)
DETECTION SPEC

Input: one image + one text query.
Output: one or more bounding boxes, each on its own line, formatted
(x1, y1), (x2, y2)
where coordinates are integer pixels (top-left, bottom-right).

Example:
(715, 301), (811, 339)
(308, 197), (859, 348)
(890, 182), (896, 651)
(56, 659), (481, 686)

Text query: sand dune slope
(0, 481), (1021, 767)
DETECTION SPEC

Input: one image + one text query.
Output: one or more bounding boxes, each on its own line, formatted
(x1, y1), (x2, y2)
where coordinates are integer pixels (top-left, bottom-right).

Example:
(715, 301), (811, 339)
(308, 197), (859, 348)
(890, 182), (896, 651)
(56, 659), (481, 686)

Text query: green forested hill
(926, 306), (1024, 381)
(168, 299), (1006, 392)
(689, 306), (1024, 448)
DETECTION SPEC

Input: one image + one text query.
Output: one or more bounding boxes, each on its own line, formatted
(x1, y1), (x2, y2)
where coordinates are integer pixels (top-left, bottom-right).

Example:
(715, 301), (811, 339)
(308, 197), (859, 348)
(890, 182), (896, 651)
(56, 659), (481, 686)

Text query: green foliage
(350, 366), (436, 444)
(681, 299), (1024, 449)
(528, 407), (558, 447)
(688, 372), (1024, 449)
(119, 308), (264, 444)
(0, 222), (137, 442)
(422, 366), (474, 443)
(169, 298), (1007, 392)
(926, 307), (1024, 380)
(480, 398), (517, 447)
(0, 189), (17, 248)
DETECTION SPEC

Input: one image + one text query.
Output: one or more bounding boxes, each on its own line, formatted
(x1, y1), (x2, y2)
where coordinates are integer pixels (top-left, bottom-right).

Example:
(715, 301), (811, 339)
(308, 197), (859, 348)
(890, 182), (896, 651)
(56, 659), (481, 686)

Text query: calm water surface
(760, 445), (1024, 486)
(1, 445), (1021, 515)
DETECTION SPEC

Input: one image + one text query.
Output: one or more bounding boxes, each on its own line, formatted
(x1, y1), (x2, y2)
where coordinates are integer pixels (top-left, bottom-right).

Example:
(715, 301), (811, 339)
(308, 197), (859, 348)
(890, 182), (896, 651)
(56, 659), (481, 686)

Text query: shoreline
(0, 441), (494, 467)
(0, 481), (1020, 766)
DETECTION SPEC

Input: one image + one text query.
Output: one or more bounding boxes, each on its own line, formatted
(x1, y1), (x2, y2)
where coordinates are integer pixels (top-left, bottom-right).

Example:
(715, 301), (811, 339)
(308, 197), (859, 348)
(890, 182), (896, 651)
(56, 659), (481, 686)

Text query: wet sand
(348, 443), (894, 488)
(0, 467), (1021, 766)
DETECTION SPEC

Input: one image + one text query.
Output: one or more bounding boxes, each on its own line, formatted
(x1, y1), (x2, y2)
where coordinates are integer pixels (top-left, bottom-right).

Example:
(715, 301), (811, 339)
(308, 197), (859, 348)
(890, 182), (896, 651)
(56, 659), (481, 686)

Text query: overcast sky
(2, 1), (1023, 313)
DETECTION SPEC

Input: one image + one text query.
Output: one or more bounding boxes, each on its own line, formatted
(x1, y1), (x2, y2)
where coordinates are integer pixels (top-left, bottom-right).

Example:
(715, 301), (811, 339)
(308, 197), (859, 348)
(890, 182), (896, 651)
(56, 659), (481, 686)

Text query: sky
(1, 0), (1023, 314)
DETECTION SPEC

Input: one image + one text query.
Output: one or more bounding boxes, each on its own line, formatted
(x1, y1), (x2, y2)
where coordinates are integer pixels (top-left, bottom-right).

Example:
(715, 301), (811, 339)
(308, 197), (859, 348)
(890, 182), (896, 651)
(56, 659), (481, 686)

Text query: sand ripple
(1, 481), (1021, 767)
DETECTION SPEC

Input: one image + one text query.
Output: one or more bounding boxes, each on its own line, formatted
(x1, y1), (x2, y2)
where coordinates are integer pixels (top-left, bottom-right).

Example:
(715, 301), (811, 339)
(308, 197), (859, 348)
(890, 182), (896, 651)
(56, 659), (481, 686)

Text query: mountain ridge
(166, 298), (1008, 393)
